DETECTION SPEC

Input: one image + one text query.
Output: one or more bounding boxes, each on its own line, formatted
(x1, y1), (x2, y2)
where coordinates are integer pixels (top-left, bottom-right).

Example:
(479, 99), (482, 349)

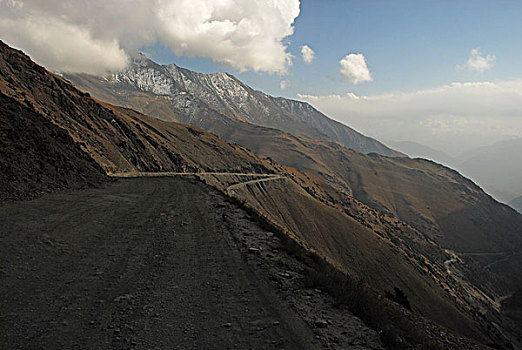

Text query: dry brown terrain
(64, 58), (522, 258)
(1, 176), (493, 349)
(210, 122), (522, 255)
(0, 42), (271, 176)
(1, 40), (520, 348)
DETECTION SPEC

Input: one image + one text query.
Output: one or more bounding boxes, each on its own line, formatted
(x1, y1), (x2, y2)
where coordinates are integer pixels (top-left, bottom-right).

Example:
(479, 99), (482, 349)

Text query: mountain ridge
(388, 138), (522, 204)
(389, 140), (455, 166)
(67, 54), (404, 157)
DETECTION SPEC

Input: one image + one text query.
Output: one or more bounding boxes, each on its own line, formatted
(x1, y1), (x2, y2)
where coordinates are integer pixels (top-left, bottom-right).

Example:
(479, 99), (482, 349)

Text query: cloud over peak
(0, 0), (300, 75)
(300, 45), (315, 64)
(338, 53), (373, 84)
(0, 15), (129, 75)
(465, 48), (495, 72)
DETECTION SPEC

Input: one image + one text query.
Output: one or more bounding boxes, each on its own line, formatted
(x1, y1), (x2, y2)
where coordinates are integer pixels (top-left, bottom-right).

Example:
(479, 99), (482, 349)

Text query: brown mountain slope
(0, 42), (270, 176)
(209, 175), (489, 335)
(1, 40), (517, 348)
(163, 110), (522, 256)
(218, 124), (522, 296)
(65, 61), (522, 257)
(0, 93), (107, 200)
(237, 130), (522, 254)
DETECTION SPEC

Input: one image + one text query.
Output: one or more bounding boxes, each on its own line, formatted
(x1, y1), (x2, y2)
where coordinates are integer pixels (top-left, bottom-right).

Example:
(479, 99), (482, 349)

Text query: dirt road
(108, 171), (278, 178)
(225, 175), (284, 193)
(0, 177), (381, 349)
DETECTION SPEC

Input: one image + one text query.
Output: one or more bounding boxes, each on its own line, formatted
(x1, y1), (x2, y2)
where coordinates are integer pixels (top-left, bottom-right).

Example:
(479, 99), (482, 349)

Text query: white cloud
(298, 81), (522, 154)
(301, 45), (315, 64)
(465, 48), (495, 72)
(338, 53), (373, 84)
(0, 16), (128, 75)
(280, 80), (290, 90)
(0, 0), (300, 75)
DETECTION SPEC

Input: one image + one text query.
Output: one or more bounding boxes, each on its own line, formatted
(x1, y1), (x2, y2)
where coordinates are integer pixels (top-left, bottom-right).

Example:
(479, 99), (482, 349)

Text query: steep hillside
(389, 139), (522, 207)
(0, 42), (271, 176)
(64, 56), (521, 255)
(216, 174), (490, 324)
(198, 172), (501, 343)
(205, 120), (522, 255)
(66, 54), (403, 157)
(0, 93), (107, 200)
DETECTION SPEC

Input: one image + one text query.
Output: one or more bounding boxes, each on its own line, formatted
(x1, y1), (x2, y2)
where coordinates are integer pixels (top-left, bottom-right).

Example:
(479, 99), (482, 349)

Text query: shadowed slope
(0, 93), (107, 200)
(0, 41), (271, 175)
(221, 175), (486, 336)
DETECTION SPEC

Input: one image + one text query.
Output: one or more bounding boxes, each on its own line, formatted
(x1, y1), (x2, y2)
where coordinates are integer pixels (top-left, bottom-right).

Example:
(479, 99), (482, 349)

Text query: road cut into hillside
(0, 176), (382, 350)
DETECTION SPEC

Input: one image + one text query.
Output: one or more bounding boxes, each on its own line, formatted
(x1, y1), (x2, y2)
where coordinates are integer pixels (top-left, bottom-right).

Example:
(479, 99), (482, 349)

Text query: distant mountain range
(389, 139), (522, 204)
(458, 137), (522, 203)
(3, 40), (522, 348)
(389, 140), (455, 165)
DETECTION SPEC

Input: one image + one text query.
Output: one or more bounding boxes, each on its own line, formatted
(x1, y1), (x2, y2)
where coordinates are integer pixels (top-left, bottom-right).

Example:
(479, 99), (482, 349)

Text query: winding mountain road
(108, 171), (278, 178)
(110, 171), (285, 196)
(225, 175), (284, 193)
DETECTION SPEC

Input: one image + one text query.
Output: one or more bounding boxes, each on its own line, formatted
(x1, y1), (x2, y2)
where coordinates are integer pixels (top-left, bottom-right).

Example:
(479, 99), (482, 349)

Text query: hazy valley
(390, 139), (522, 209)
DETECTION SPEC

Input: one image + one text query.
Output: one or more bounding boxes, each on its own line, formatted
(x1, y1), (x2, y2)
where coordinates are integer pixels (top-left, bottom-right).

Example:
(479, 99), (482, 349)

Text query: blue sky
(145, 0), (522, 98)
